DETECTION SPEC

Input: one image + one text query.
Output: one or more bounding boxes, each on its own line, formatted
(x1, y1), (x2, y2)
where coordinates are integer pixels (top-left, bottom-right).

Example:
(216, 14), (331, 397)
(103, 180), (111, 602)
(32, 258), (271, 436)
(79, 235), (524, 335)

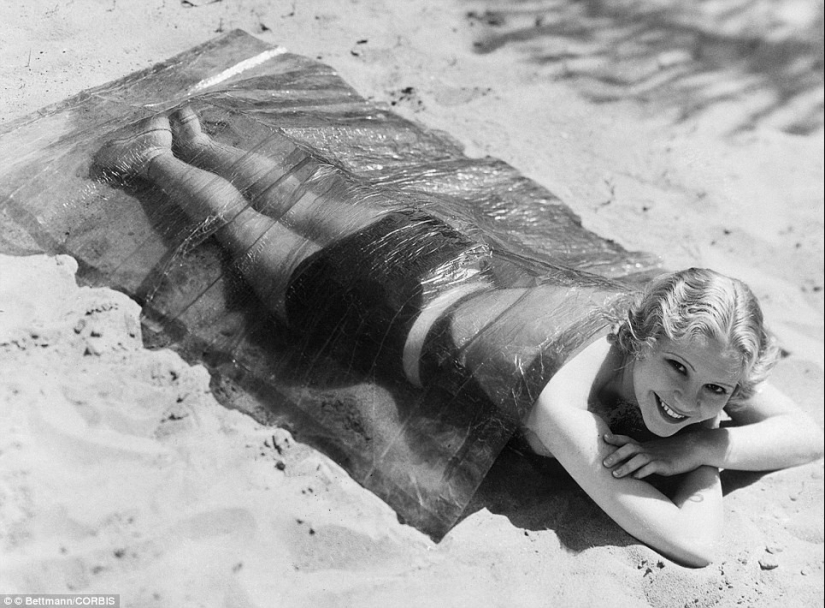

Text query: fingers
(602, 435), (639, 469)
(602, 432), (633, 446)
(601, 434), (695, 479)
(602, 434), (682, 479)
(631, 463), (659, 479)
(609, 453), (654, 478)
(602, 435), (656, 478)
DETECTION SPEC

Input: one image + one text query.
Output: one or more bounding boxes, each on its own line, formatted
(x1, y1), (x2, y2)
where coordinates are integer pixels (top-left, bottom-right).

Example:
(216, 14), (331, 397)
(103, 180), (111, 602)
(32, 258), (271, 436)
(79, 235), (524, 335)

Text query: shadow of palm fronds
(463, 0), (824, 134)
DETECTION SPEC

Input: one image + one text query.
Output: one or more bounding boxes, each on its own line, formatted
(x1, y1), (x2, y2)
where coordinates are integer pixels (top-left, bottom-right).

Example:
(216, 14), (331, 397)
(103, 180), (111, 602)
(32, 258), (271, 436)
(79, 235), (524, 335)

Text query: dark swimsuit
(284, 209), (491, 377)
(284, 209), (632, 423)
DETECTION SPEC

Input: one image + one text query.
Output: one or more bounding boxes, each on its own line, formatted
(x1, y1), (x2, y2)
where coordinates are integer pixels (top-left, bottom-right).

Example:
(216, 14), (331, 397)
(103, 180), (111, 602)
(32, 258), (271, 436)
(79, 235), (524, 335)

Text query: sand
(0, 1), (822, 606)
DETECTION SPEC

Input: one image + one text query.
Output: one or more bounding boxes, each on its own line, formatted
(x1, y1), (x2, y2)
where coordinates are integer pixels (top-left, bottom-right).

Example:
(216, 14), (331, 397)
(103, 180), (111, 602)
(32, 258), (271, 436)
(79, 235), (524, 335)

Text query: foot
(170, 105), (211, 161)
(93, 114), (172, 179)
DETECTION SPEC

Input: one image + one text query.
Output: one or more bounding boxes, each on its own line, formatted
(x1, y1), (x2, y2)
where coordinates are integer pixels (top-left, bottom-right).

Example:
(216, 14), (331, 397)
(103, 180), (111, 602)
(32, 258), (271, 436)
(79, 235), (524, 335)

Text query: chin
(642, 416), (677, 437)
(640, 407), (686, 438)
(648, 424), (680, 438)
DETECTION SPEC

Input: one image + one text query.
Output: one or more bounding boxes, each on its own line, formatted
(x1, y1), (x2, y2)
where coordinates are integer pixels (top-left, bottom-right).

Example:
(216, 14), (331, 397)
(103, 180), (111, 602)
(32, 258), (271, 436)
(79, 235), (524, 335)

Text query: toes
(170, 105), (205, 141)
(171, 104), (200, 126)
(141, 113), (172, 134)
(93, 115), (172, 179)
(170, 106), (211, 162)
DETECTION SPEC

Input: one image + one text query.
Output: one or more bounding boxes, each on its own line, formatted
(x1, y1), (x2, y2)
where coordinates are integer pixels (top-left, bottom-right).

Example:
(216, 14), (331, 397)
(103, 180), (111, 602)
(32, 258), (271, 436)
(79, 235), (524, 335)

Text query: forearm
(647, 465), (723, 567)
(673, 465), (722, 510)
(695, 415), (825, 471)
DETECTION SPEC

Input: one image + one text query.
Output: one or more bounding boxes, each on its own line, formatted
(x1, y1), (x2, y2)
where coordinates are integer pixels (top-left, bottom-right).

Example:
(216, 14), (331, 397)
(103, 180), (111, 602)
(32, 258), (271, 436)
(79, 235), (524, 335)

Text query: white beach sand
(1, 1), (822, 606)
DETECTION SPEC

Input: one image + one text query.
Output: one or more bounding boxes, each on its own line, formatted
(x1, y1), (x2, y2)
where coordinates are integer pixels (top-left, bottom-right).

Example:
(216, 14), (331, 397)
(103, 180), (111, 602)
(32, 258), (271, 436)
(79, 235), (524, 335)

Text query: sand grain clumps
(0, 254), (142, 360)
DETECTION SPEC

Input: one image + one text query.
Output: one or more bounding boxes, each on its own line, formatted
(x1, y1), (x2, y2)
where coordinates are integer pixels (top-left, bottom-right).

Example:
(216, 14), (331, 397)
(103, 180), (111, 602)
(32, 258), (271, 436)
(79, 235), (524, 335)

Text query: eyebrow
(664, 351), (696, 372)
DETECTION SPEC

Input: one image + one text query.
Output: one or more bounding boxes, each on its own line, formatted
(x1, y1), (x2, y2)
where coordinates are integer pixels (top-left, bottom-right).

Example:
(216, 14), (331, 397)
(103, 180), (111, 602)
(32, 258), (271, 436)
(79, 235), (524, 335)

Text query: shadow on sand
(460, 437), (768, 554)
(462, 0), (823, 134)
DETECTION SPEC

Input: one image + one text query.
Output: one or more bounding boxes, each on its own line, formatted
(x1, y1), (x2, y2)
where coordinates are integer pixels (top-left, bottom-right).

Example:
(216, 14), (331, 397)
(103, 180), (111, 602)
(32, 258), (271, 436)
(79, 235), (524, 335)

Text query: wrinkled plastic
(0, 30), (661, 538)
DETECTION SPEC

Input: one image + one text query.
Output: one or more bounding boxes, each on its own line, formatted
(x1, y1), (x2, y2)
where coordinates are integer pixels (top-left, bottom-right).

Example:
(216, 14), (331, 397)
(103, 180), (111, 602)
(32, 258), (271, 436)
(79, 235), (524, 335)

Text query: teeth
(660, 399), (687, 420)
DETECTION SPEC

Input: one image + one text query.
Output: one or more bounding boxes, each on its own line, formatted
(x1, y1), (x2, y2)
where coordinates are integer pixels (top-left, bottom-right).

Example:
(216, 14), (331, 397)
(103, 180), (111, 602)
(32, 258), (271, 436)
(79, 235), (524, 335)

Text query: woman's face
(631, 335), (743, 437)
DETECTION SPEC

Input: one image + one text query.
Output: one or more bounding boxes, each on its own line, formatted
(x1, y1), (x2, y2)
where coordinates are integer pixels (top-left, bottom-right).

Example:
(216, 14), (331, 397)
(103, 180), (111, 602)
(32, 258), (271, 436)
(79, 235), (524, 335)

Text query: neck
(613, 351), (636, 405)
(602, 352), (653, 440)
(592, 346), (637, 414)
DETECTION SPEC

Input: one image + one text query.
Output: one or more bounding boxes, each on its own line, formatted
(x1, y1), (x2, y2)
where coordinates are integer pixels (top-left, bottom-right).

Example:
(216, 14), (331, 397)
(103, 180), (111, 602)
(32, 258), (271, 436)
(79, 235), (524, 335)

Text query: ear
(635, 339), (656, 360)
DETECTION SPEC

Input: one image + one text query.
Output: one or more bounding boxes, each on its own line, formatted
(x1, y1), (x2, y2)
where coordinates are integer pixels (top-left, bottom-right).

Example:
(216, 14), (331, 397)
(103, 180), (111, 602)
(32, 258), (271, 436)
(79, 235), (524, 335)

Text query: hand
(602, 432), (707, 479)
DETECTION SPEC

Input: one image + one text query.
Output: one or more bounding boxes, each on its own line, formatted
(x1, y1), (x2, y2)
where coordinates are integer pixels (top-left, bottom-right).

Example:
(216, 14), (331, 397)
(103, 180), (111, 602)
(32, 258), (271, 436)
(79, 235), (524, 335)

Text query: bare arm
(525, 339), (723, 567)
(698, 382), (824, 471)
(604, 381), (824, 480)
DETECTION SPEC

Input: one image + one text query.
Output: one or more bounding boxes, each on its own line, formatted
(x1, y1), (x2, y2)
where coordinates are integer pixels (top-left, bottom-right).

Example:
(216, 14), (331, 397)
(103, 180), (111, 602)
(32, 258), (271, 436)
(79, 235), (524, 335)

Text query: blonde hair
(612, 268), (779, 405)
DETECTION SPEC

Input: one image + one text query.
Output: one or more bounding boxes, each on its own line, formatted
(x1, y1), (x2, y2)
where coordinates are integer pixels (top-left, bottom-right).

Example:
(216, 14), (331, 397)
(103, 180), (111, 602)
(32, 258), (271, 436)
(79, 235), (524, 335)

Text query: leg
(170, 106), (388, 244)
(94, 115), (319, 322)
(147, 154), (320, 322)
(170, 105), (299, 206)
(93, 114), (173, 180)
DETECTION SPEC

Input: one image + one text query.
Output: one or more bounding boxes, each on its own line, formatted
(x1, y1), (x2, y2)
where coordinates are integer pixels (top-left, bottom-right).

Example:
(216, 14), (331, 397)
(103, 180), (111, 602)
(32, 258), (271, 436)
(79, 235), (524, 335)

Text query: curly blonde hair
(612, 268), (779, 405)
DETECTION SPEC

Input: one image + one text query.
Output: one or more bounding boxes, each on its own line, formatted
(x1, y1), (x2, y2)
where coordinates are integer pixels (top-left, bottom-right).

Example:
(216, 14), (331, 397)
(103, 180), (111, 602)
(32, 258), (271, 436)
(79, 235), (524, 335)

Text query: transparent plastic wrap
(0, 31), (661, 538)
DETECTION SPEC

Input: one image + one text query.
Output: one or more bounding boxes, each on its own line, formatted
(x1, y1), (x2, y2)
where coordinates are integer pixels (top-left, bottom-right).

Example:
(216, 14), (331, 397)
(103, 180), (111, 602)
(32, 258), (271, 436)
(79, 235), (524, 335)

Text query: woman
(95, 107), (824, 566)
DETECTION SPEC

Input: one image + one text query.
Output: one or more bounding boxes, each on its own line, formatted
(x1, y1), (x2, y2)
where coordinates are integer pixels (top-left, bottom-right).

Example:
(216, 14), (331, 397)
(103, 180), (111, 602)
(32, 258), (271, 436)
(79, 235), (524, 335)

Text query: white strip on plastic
(402, 282), (492, 388)
(187, 47), (289, 94)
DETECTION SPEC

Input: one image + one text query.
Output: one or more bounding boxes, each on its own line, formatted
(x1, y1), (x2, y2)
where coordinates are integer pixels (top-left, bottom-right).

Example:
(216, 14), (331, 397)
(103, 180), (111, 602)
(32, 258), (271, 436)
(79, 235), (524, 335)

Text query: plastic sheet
(0, 30), (662, 538)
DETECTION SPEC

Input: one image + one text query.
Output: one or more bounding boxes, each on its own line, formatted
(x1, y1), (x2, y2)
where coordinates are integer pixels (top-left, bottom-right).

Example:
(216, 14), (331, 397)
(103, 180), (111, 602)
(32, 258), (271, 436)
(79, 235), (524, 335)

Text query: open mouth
(655, 394), (688, 423)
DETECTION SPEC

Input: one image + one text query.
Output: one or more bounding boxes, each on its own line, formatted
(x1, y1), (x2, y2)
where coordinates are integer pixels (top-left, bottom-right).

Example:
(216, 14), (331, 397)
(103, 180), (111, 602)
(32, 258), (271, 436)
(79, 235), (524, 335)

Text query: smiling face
(629, 335), (744, 437)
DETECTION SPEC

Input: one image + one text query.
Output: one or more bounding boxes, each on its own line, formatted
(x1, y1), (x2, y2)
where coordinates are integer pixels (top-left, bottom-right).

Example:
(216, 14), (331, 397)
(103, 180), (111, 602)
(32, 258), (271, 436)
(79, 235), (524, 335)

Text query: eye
(667, 359), (687, 374)
(706, 384), (728, 396)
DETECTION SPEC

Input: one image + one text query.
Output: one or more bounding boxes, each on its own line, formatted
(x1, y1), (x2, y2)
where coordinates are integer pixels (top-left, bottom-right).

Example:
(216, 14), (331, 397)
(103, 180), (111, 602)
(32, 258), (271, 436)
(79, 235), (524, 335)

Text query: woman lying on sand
(94, 107), (824, 567)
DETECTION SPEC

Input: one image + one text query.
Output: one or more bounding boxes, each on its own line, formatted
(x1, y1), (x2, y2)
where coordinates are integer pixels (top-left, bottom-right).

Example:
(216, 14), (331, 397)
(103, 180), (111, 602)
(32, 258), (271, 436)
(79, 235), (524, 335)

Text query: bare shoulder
(521, 335), (724, 565)
(521, 335), (616, 455)
(539, 334), (616, 409)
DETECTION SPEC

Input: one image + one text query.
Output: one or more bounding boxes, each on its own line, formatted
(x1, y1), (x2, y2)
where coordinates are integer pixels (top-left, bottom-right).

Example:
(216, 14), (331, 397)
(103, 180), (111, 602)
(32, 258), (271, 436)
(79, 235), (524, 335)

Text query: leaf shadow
(462, 0), (824, 134)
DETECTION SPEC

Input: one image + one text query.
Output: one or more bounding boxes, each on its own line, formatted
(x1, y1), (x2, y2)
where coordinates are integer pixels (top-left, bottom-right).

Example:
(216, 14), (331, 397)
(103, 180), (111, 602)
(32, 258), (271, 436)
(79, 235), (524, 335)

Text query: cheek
(633, 358), (659, 390)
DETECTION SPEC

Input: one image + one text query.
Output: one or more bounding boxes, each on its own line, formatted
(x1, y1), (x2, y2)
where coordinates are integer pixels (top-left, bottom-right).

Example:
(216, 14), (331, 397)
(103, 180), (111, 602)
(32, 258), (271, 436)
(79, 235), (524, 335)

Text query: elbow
(666, 538), (718, 568)
(812, 427), (825, 461)
(676, 544), (717, 568)
(650, 523), (721, 568)
(778, 417), (824, 468)
(812, 440), (825, 463)
(800, 425), (825, 465)
(810, 445), (825, 466)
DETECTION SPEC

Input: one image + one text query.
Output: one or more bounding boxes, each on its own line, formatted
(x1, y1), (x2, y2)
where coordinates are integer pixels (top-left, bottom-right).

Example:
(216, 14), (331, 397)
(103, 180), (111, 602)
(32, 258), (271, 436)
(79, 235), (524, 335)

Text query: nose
(673, 384), (702, 414)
